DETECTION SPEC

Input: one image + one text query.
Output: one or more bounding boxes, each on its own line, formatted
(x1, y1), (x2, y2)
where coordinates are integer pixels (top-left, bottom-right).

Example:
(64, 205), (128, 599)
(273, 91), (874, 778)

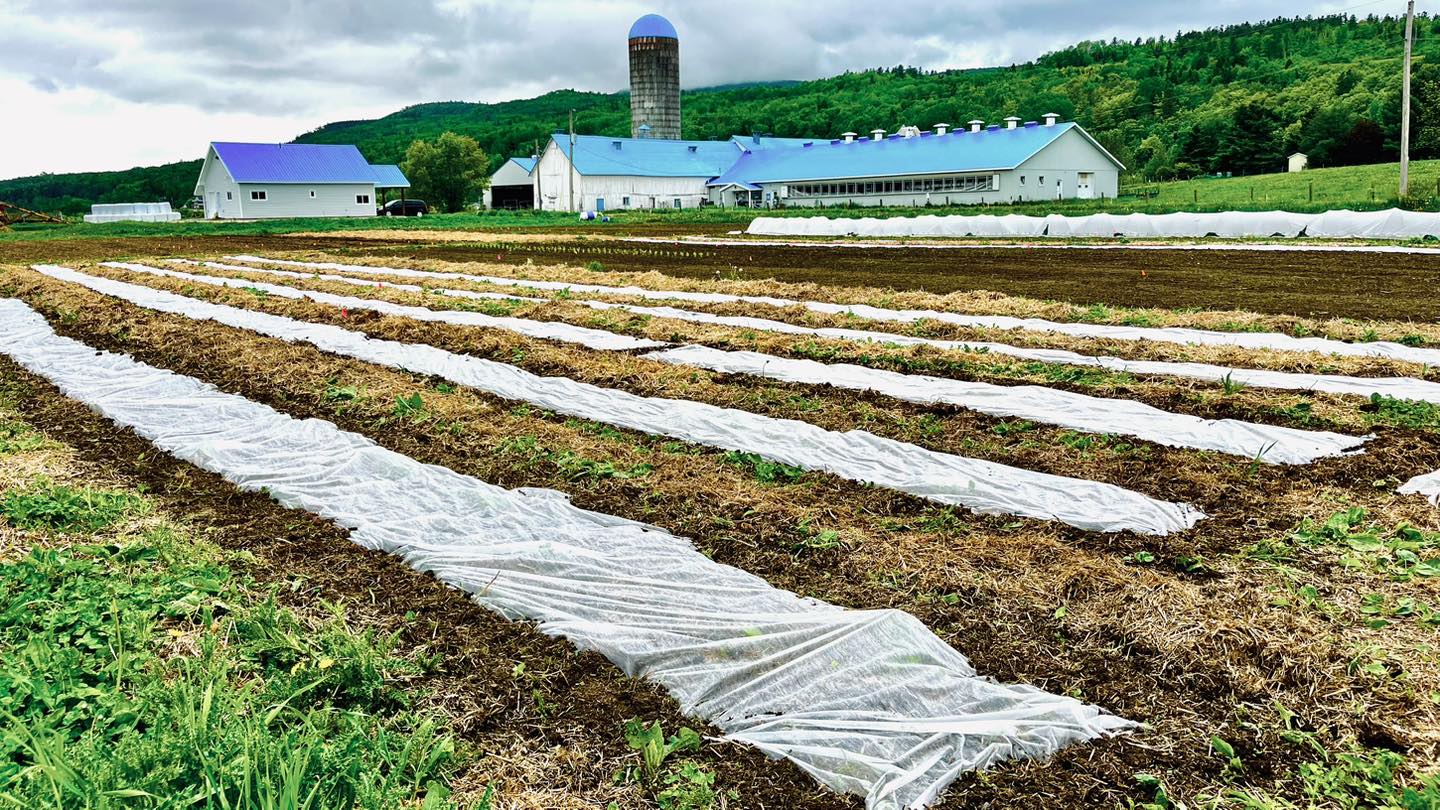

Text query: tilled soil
(10, 266), (1440, 807)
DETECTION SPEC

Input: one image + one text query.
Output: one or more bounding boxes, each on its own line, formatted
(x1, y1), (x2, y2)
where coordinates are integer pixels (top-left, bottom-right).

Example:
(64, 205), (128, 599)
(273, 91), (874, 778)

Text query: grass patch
(0, 524), (460, 807)
(0, 415), (46, 455)
(1, 481), (147, 533)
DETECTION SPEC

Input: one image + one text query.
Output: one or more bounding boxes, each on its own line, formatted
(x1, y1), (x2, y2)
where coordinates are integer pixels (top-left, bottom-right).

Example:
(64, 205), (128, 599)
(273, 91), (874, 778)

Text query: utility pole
(1401, 0), (1415, 199)
(568, 109), (577, 213)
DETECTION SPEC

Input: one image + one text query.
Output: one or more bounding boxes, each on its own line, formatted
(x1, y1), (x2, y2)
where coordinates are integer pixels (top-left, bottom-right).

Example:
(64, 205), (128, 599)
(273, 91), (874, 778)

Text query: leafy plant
(1, 481), (147, 533)
(623, 719), (702, 785)
(722, 451), (806, 484)
(392, 392), (430, 422)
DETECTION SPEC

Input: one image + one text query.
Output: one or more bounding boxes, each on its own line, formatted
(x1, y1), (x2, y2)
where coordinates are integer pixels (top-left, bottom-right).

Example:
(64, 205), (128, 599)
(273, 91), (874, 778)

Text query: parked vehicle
(379, 199), (428, 216)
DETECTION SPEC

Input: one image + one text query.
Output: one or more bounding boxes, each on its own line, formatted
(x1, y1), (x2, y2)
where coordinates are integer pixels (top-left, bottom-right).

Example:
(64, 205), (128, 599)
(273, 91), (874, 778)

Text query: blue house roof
(629, 13), (677, 39)
(370, 164), (411, 188)
(552, 134), (740, 177)
(709, 123), (1122, 186)
(211, 142), (380, 184)
(510, 157), (537, 173)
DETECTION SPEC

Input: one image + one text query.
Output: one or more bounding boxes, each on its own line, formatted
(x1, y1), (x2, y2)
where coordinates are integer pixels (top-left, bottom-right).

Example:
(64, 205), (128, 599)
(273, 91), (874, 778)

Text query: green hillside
(5, 13), (1440, 215)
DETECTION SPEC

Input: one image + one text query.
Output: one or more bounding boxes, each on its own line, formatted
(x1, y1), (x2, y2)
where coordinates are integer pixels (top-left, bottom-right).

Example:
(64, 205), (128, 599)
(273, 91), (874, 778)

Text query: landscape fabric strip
(157, 256), (1370, 461)
(0, 297), (1134, 810)
(103, 263), (662, 352)
(646, 345), (1366, 465)
(1400, 470), (1440, 506)
(160, 263), (1371, 464)
(197, 259), (1440, 406)
(42, 265), (1203, 534)
(221, 255), (1440, 367)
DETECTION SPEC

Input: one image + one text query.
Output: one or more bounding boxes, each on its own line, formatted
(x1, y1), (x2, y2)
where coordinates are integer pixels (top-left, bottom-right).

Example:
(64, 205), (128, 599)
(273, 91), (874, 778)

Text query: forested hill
(6, 13), (1439, 214)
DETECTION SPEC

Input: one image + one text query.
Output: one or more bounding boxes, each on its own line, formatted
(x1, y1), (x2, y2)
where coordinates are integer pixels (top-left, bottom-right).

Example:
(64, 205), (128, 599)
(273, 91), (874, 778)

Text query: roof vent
(898, 125), (921, 138)
(934, 123), (950, 136)
(1024, 120), (1039, 128)
(612, 140), (623, 150)
(688, 145), (697, 152)
(987, 124), (1001, 131)
(871, 128), (886, 141)
(1004, 116), (1021, 130)
(1043, 112), (1060, 127)
(841, 131), (858, 144)
(802, 141), (814, 148)
(968, 119), (984, 133)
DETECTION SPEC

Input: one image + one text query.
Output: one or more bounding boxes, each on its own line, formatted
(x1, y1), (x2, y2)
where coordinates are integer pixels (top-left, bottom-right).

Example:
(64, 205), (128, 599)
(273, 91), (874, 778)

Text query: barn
(533, 134), (741, 212)
(707, 115), (1124, 208)
(484, 157), (537, 210)
(194, 142), (409, 219)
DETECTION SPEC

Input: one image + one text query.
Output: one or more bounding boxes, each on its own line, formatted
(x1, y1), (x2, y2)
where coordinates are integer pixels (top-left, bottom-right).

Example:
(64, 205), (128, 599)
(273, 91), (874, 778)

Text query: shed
(1288, 153), (1309, 173)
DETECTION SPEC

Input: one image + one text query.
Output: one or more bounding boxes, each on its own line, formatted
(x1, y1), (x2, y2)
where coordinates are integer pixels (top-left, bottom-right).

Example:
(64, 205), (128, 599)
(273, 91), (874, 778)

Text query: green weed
(1, 481), (147, 533)
(721, 451), (806, 484)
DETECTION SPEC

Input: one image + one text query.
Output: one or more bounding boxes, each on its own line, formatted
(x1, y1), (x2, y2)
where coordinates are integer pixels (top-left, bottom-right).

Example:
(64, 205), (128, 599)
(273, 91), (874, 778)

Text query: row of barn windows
(791, 175), (997, 197)
(238, 190), (370, 204)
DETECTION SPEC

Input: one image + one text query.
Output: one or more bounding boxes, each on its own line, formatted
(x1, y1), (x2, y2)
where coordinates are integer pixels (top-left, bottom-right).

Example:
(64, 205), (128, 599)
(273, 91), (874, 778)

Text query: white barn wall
(198, 151), (243, 219)
(1009, 127), (1119, 201)
(233, 184), (376, 219)
(535, 141), (710, 212)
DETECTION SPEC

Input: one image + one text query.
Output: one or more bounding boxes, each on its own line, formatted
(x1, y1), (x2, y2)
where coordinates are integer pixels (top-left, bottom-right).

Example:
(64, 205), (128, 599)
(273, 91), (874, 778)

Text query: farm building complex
(194, 142), (409, 219)
(528, 115), (1122, 212)
(514, 13), (1123, 212)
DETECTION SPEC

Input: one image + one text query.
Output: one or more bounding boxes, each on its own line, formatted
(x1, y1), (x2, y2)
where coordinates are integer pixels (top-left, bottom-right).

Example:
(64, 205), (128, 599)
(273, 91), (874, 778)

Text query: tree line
(3, 13), (1437, 213)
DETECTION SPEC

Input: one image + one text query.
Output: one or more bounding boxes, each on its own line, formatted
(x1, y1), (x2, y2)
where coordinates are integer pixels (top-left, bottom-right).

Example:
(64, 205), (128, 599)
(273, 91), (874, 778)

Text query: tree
(400, 132), (491, 213)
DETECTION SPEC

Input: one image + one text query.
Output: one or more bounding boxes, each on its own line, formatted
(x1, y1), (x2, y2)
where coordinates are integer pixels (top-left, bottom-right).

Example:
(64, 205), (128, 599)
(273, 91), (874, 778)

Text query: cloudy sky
(0, 0), (1404, 180)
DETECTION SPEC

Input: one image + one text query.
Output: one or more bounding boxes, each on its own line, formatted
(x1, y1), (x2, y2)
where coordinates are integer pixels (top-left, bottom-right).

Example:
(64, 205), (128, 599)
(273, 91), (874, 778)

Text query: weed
(1363, 394), (1440, 431)
(990, 419), (1037, 437)
(1286, 508), (1440, 581)
(393, 393), (430, 422)
(1222, 372), (1248, 395)
(622, 719), (701, 785)
(721, 451), (806, 484)
(1, 481), (147, 533)
(0, 415), (45, 454)
(585, 261), (605, 272)
(791, 518), (846, 551)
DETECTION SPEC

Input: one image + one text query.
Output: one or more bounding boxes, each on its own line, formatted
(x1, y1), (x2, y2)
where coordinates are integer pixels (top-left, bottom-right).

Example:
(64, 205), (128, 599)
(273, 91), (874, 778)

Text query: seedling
(622, 719), (701, 785)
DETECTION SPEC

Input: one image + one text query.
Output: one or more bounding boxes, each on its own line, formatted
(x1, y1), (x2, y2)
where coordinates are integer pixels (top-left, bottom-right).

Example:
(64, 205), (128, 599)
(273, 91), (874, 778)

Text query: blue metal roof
(212, 142), (379, 184)
(369, 164), (411, 188)
(629, 13), (677, 39)
(709, 123), (1120, 186)
(730, 135), (820, 153)
(510, 157), (537, 173)
(552, 134), (740, 177)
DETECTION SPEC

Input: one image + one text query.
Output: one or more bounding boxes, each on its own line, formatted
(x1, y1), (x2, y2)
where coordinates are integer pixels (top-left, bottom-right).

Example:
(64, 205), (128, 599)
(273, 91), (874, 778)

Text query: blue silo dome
(629, 13), (678, 39)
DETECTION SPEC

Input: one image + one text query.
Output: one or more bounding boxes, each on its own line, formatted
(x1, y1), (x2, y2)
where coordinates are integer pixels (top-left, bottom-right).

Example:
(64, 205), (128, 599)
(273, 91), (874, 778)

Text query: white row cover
(0, 297), (1133, 810)
(647, 345), (1366, 465)
(162, 260), (1370, 463)
(42, 264), (1203, 535)
(749, 208), (1440, 240)
(1400, 469), (1440, 506)
(99, 263), (661, 352)
(189, 258), (1440, 405)
(83, 201), (181, 224)
(219, 255), (1440, 367)
(627, 236), (1440, 256)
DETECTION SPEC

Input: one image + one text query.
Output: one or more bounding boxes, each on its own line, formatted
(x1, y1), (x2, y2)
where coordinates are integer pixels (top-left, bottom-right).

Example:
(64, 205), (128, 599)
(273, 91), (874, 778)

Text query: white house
(194, 142), (409, 219)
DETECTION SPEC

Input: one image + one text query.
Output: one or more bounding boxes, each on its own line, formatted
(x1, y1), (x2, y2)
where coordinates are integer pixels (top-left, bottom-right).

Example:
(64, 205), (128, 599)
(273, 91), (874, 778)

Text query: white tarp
(220, 255), (1440, 367)
(748, 209), (1440, 240)
(156, 260), (1368, 464)
(1400, 469), (1440, 506)
(646, 345), (1366, 465)
(0, 297), (1134, 810)
(99, 262), (661, 352)
(39, 264), (1203, 535)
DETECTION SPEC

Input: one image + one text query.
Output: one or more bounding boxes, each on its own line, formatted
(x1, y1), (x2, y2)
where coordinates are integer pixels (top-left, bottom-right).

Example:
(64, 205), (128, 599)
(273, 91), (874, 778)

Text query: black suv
(379, 199), (429, 216)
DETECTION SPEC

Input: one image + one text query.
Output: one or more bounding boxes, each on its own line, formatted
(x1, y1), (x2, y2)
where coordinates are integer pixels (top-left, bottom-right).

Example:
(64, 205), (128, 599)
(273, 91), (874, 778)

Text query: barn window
(310, 190), (317, 198)
(622, 196), (631, 206)
(250, 190), (267, 201)
(1038, 176), (1045, 186)
(356, 194), (371, 205)
(672, 198), (681, 209)
(1020, 176), (1026, 185)
(226, 191), (232, 200)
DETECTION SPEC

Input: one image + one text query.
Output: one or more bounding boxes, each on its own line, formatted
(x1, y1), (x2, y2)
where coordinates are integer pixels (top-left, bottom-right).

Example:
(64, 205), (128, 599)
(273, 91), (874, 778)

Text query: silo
(628, 14), (680, 139)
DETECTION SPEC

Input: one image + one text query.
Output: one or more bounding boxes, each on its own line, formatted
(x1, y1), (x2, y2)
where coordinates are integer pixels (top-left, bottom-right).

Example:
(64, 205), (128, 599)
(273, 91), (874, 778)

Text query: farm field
(3, 232), (1440, 809)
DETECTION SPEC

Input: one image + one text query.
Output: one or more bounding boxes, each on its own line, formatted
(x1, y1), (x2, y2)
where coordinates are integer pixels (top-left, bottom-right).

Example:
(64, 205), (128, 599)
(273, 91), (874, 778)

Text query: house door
(1076, 172), (1094, 199)
(206, 192), (219, 219)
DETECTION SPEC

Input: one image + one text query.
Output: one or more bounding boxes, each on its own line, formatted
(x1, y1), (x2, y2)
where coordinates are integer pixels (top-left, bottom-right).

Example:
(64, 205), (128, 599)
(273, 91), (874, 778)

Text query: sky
(0, 0), (1407, 181)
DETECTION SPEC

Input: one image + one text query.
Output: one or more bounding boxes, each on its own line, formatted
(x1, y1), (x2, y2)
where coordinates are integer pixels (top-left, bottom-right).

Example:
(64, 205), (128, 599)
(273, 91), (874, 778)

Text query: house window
(1038, 176), (1045, 186)
(622, 196), (631, 206)
(1020, 176), (1027, 185)
(226, 191), (232, 200)
(250, 190), (267, 201)
(356, 194), (371, 205)
(310, 190), (317, 198)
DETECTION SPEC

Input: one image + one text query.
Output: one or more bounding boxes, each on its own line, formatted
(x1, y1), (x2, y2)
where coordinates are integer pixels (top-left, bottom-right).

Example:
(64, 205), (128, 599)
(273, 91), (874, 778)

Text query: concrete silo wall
(629, 36), (680, 139)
